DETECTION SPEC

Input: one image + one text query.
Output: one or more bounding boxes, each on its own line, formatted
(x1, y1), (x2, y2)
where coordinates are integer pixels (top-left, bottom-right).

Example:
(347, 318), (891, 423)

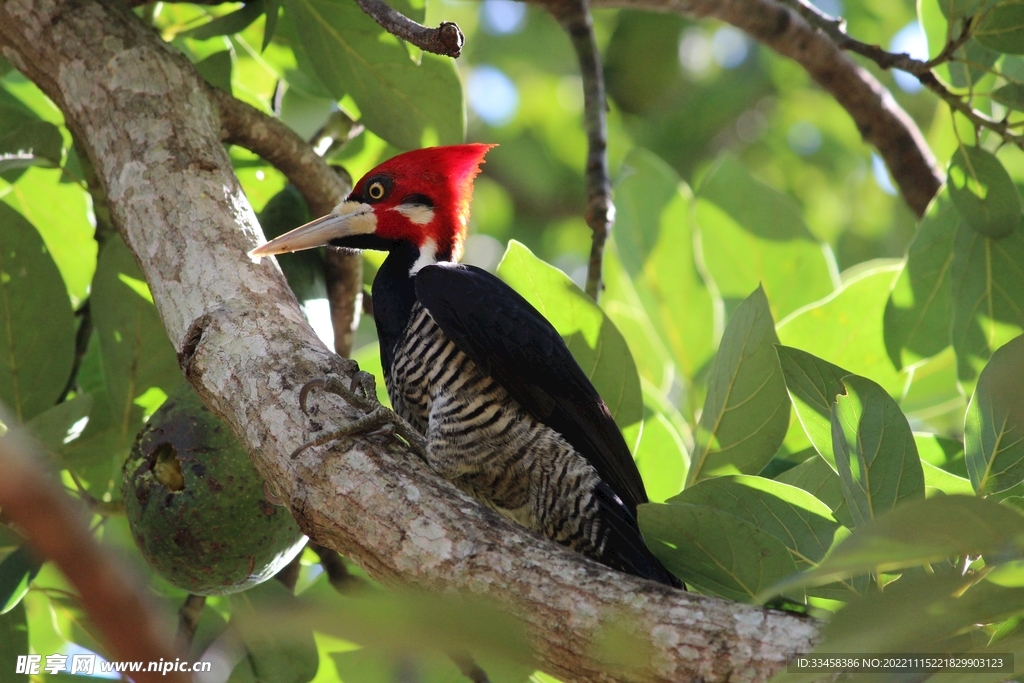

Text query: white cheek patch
(410, 239), (438, 275)
(393, 203), (435, 226)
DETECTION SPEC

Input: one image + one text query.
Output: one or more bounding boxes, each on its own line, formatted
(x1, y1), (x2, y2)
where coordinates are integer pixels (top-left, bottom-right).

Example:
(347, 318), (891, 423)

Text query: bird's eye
(364, 176), (392, 202)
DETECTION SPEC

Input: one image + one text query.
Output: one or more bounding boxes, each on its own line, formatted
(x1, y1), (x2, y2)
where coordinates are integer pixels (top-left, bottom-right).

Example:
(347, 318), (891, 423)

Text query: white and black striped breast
(385, 302), (611, 556)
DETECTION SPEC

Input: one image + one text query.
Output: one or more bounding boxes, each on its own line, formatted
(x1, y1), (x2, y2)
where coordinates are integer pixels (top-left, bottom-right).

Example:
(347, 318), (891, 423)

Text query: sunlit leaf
(696, 156), (836, 321)
(610, 150), (715, 388)
(778, 264), (904, 396)
(284, 0), (464, 149)
(764, 496), (1024, 593)
(775, 454), (854, 529)
(948, 146), (1020, 239)
(2, 167), (96, 305)
(915, 431), (966, 477)
(687, 286), (790, 485)
(640, 502), (800, 602)
(776, 345), (850, 468)
(923, 461), (974, 496)
(884, 191), (958, 369)
(0, 203), (75, 422)
(965, 334), (1024, 495)
(496, 241), (643, 435)
(633, 410), (687, 503)
(950, 224), (1024, 388)
(668, 475), (839, 569)
(831, 374), (925, 527)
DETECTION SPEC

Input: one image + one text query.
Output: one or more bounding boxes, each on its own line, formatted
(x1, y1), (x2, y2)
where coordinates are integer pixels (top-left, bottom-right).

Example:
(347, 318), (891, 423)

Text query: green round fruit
(122, 385), (305, 595)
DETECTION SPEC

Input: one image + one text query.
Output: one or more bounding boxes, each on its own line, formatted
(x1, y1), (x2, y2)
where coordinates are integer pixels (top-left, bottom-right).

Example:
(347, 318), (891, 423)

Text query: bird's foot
(292, 372), (428, 460)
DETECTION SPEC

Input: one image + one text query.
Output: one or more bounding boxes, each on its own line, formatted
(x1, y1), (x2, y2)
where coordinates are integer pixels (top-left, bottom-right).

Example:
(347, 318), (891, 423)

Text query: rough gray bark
(0, 0), (819, 680)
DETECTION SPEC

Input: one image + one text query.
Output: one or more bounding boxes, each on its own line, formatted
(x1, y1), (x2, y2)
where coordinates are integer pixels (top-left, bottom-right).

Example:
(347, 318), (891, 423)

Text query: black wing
(414, 263), (648, 515)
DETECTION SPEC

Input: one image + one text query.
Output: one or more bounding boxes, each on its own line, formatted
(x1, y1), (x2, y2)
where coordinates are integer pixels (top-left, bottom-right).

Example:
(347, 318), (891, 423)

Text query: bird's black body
(370, 244), (680, 587)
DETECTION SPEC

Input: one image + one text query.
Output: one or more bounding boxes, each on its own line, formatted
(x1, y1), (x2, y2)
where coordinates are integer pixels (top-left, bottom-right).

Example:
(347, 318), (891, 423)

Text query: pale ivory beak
(248, 201), (375, 260)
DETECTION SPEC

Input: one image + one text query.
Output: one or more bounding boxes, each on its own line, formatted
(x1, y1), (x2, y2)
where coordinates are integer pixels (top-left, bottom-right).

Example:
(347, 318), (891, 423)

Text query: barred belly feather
(386, 303), (610, 559)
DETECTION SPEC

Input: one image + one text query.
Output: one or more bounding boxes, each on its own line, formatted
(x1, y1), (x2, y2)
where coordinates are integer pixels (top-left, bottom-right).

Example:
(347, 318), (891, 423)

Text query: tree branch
(584, 0), (944, 217)
(547, 0), (613, 300)
(0, 0), (819, 680)
(212, 87), (363, 356)
(353, 0), (464, 57)
(0, 424), (187, 683)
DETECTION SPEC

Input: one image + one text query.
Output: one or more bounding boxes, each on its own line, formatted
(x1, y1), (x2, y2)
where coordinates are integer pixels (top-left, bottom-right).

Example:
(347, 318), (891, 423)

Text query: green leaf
(948, 40), (1001, 88)
(2, 168), (97, 305)
(0, 203), (75, 423)
(258, 186), (325, 303)
(976, 1), (1024, 53)
(610, 151), (714, 391)
(182, 0), (266, 39)
(775, 454), (854, 528)
(195, 50), (233, 95)
(633, 410), (687, 503)
(63, 238), (184, 496)
(923, 460), (974, 495)
(496, 241), (643, 435)
(0, 121), (63, 173)
(263, 0), (283, 51)
(965, 334), (1024, 494)
(284, 0), (464, 150)
(668, 475), (839, 570)
(950, 223), (1024, 388)
(0, 86), (39, 135)
(687, 286), (790, 485)
(24, 394), (93, 455)
(778, 264), (905, 396)
(639, 502), (800, 601)
(765, 496), (1024, 593)
(993, 83), (1024, 111)
(776, 345), (851, 468)
(937, 0), (985, 18)
(696, 156), (836, 321)
(231, 582), (320, 683)
(884, 191), (958, 369)
(948, 146), (1021, 239)
(831, 375), (925, 528)
(915, 431), (967, 477)
(0, 600), (28, 681)
(0, 546), (41, 615)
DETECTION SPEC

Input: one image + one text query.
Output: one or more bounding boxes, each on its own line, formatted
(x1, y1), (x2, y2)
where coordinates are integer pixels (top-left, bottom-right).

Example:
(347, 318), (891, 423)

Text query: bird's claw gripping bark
(292, 373), (428, 460)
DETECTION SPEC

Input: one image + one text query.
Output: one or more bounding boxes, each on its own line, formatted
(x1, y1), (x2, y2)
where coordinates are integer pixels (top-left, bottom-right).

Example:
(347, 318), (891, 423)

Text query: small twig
(0, 419), (187, 683)
(58, 300), (93, 402)
(547, 0), (613, 300)
(352, 0), (464, 57)
(310, 542), (367, 594)
(778, 0), (1023, 149)
(176, 594), (206, 653)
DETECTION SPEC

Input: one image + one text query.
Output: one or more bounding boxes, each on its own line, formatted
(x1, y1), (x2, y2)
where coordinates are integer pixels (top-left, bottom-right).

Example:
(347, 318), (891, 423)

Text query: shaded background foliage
(3, 0), (1024, 680)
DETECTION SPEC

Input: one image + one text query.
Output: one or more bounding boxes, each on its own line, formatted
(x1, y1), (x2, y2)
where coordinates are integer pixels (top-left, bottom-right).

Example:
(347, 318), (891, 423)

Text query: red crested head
(249, 144), (496, 264)
(348, 143), (495, 261)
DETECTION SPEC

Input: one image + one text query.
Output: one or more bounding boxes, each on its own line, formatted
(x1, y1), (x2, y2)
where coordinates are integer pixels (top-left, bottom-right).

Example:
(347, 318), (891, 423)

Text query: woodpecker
(250, 144), (680, 588)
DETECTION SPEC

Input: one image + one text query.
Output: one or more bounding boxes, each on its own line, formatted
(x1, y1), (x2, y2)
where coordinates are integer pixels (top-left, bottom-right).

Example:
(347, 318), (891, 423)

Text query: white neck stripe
(410, 238), (438, 275)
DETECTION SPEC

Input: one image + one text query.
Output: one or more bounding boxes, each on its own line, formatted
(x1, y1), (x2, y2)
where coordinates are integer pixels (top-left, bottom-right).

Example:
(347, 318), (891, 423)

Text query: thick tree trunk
(0, 0), (818, 680)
